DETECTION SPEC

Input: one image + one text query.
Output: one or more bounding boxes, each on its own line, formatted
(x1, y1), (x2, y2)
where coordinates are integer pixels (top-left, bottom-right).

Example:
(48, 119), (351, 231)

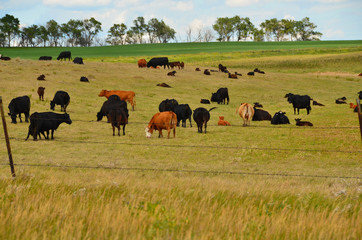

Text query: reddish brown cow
(180, 62), (184, 69)
(145, 111), (177, 138)
(349, 103), (357, 109)
(138, 59), (147, 68)
(236, 103), (255, 126)
(98, 90), (136, 111)
(37, 87), (45, 101)
(218, 116), (230, 126)
(169, 61), (181, 69)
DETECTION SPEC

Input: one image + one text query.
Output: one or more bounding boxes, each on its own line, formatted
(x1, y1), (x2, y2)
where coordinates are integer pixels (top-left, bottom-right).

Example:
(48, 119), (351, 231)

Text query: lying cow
(39, 56), (52, 60)
(236, 103), (254, 126)
(25, 112), (72, 141)
(50, 91), (70, 112)
(295, 118), (313, 127)
(145, 111), (177, 138)
(218, 116), (230, 126)
(271, 111), (290, 125)
(8, 95), (30, 123)
(174, 104), (192, 127)
(252, 108), (271, 121)
(98, 89), (136, 111)
(73, 57), (83, 64)
(200, 99), (210, 104)
(193, 107), (216, 133)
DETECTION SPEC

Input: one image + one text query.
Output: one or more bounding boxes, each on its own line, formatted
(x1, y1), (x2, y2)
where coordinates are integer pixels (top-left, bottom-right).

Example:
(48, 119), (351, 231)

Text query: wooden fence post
(0, 96), (16, 177)
(357, 99), (362, 143)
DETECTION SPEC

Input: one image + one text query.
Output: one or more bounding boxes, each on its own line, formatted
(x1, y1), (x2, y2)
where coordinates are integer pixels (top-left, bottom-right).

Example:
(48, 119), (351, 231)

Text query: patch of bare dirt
(312, 72), (358, 77)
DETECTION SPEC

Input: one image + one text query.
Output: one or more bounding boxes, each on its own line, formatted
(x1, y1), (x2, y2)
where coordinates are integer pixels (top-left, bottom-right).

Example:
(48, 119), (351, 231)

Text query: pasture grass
(0, 47), (361, 239)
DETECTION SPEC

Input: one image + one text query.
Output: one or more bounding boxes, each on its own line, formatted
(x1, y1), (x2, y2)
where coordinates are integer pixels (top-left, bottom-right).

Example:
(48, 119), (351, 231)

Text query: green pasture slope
(1, 40), (362, 60)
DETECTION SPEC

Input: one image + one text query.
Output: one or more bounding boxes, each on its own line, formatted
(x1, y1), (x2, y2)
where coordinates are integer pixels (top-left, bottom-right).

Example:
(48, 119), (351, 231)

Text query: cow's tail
(209, 107), (217, 112)
(170, 113), (177, 127)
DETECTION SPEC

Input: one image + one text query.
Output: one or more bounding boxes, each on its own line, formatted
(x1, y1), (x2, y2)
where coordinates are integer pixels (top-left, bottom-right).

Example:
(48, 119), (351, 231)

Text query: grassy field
(0, 42), (361, 239)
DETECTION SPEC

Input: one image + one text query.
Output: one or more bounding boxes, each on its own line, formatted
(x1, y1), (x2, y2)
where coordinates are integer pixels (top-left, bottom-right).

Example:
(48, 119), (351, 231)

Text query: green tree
(131, 16), (147, 44)
(260, 18), (284, 41)
(280, 19), (295, 41)
(146, 18), (161, 43)
(212, 17), (234, 41)
(251, 28), (264, 42)
(295, 17), (322, 41)
(83, 17), (102, 46)
(20, 24), (39, 47)
(0, 14), (20, 47)
(106, 23), (127, 45)
(46, 20), (62, 47)
(234, 16), (254, 41)
(37, 25), (49, 47)
(61, 19), (83, 47)
(155, 20), (176, 43)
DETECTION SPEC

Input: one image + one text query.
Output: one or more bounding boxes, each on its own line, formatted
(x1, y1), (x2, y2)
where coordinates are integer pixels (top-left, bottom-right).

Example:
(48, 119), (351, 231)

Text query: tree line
(0, 14), (322, 47)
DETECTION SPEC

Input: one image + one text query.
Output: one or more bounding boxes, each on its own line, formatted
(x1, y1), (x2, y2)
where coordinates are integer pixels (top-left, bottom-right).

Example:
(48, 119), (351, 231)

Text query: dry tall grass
(0, 54), (361, 239)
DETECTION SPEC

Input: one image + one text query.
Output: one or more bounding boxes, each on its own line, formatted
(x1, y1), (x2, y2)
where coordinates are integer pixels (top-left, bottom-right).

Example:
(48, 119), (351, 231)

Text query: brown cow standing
(138, 59), (147, 68)
(107, 108), (128, 136)
(98, 90), (136, 111)
(236, 103), (255, 126)
(180, 62), (184, 69)
(145, 111), (177, 138)
(37, 87), (45, 101)
(169, 61), (181, 69)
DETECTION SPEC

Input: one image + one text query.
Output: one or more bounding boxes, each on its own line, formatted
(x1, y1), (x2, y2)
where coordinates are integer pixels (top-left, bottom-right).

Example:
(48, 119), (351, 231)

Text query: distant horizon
(1, 0), (361, 42)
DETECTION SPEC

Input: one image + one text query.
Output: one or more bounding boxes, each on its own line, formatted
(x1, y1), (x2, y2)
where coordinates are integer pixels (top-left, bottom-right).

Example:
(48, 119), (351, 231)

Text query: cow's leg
(159, 129), (163, 138)
(51, 129), (54, 139)
(117, 126), (120, 136)
(167, 128), (171, 139)
(122, 124), (126, 135)
(189, 118), (192, 127)
(182, 120), (186, 128)
(25, 112), (29, 122)
(19, 113), (22, 122)
(173, 127), (176, 138)
(112, 125), (115, 136)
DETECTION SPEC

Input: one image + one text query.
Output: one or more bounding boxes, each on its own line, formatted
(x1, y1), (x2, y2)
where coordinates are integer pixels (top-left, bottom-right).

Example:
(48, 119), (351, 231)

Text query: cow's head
(211, 93), (218, 102)
(63, 113), (72, 124)
(98, 90), (106, 97)
(145, 127), (152, 138)
(50, 101), (55, 110)
(96, 112), (103, 121)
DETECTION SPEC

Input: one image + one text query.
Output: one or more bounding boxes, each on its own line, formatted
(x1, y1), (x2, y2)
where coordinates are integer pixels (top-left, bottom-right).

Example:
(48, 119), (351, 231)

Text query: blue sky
(0, 0), (361, 41)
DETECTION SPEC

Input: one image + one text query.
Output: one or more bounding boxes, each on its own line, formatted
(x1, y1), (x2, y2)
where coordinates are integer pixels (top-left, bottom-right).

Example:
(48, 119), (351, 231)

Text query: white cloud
(226, 0), (258, 7)
(172, 1), (194, 11)
(283, 15), (295, 20)
(43, 0), (112, 7)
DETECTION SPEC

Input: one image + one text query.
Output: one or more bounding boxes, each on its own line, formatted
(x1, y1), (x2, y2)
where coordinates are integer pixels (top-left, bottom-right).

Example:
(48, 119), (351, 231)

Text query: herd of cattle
(4, 54), (362, 140)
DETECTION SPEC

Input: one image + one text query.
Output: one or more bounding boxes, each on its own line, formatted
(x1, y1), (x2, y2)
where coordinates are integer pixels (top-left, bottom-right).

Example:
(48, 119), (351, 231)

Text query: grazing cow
(358, 91), (362, 100)
(247, 72), (255, 76)
(156, 83), (172, 88)
(107, 108), (128, 136)
(200, 99), (211, 104)
(80, 76), (89, 82)
(204, 69), (211, 75)
(39, 56), (52, 60)
(228, 73), (237, 79)
(195, 68), (201, 71)
(98, 90), (136, 111)
(169, 61), (181, 69)
(253, 102), (263, 108)
(252, 108), (272, 121)
(193, 107), (216, 133)
(295, 118), (313, 127)
(37, 87), (45, 101)
(285, 93), (312, 114)
(57, 51), (72, 61)
(174, 104), (192, 127)
(167, 71), (176, 76)
(349, 103), (357, 109)
(25, 112), (72, 141)
(37, 74), (45, 81)
(50, 91), (70, 112)
(97, 98), (128, 122)
(236, 103), (255, 126)
(8, 96), (30, 123)
(313, 100), (325, 106)
(159, 99), (179, 112)
(271, 111), (290, 125)
(218, 64), (227, 73)
(145, 111), (177, 138)
(138, 59), (147, 68)
(218, 116), (230, 126)
(73, 57), (83, 64)
(180, 62), (184, 69)
(211, 88), (229, 104)
(147, 57), (169, 69)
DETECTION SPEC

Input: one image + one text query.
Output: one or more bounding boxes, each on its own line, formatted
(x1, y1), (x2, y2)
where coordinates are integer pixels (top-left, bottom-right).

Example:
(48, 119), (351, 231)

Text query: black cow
(73, 57), (84, 64)
(247, 72), (255, 76)
(211, 88), (229, 104)
(147, 57), (169, 69)
(271, 111), (290, 125)
(200, 99), (210, 104)
(174, 104), (192, 127)
(8, 96), (30, 123)
(25, 112), (72, 141)
(39, 56), (52, 60)
(358, 91), (362, 100)
(80, 76), (89, 82)
(285, 93), (311, 114)
(159, 99), (179, 112)
(50, 91), (70, 112)
(57, 51), (72, 61)
(97, 98), (128, 122)
(252, 108), (272, 121)
(107, 108), (128, 136)
(193, 107), (216, 133)
(0, 56), (11, 61)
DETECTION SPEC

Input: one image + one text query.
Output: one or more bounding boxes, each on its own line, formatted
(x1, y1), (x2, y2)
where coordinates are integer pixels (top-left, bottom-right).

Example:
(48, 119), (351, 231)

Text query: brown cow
(218, 116), (230, 126)
(37, 87), (45, 101)
(228, 73), (237, 79)
(138, 59), (147, 68)
(107, 108), (128, 136)
(167, 71), (176, 76)
(145, 111), (177, 138)
(98, 90), (136, 111)
(236, 103), (255, 126)
(180, 62), (184, 69)
(349, 103), (357, 109)
(169, 61), (181, 69)
(295, 118), (313, 127)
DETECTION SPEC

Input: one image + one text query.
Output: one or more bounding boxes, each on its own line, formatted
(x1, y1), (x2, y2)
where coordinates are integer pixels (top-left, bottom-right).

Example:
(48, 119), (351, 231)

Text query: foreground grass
(0, 49), (361, 238)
